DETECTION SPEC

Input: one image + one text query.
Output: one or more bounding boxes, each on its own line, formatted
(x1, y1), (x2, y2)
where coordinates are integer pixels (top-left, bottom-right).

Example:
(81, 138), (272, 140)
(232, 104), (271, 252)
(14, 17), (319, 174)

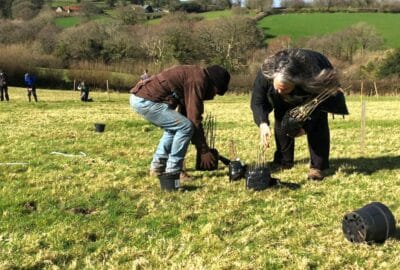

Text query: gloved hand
(260, 123), (272, 149)
(200, 150), (217, 170)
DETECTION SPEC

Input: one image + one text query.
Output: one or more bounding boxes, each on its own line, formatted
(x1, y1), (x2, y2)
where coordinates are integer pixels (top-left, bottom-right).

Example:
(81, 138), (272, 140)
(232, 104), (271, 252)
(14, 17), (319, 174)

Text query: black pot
(342, 202), (396, 244)
(229, 160), (247, 181)
(195, 148), (219, 171)
(158, 172), (180, 192)
(95, 123), (106, 133)
(281, 113), (303, 138)
(245, 166), (277, 191)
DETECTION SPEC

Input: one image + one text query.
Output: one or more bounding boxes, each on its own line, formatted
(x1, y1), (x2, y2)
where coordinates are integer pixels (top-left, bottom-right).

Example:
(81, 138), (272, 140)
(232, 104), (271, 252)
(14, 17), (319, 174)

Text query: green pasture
(199, 9), (233, 19)
(258, 12), (400, 48)
(54, 16), (82, 28)
(50, 1), (77, 7)
(1, 89), (400, 268)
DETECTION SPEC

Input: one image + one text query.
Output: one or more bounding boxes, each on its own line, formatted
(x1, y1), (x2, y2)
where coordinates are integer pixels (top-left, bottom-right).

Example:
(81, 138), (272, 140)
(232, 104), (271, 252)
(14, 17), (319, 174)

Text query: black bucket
(158, 172), (180, 192)
(229, 160), (247, 181)
(195, 148), (219, 171)
(245, 166), (277, 191)
(95, 123), (106, 133)
(342, 202), (396, 244)
(281, 113), (304, 138)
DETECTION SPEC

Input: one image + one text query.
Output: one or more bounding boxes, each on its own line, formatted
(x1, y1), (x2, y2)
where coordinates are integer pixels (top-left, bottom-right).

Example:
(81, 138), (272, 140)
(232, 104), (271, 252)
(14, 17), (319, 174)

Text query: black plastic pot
(195, 148), (219, 171)
(229, 160), (247, 181)
(95, 123), (106, 133)
(342, 202), (396, 244)
(245, 166), (277, 191)
(281, 113), (303, 138)
(158, 172), (180, 192)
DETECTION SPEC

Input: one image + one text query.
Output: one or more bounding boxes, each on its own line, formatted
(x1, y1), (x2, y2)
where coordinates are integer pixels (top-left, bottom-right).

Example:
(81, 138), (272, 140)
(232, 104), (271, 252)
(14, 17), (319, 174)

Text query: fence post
(360, 100), (366, 154)
(106, 80), (110, 101)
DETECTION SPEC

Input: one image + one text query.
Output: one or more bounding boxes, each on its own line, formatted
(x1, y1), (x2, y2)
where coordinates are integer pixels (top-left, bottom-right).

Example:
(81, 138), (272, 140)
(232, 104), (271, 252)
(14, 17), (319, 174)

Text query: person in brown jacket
(130, 65), (230, 177)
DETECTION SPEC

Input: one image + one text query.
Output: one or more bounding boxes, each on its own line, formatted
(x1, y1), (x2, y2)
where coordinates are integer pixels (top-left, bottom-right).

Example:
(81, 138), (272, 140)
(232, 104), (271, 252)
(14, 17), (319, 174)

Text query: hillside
(258, 12), (400, 48)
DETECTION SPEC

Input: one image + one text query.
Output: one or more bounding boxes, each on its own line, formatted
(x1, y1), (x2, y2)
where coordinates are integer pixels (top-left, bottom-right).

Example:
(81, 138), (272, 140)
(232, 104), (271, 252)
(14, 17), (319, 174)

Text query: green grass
(54, 16), (82, 28)
(199, 9), (233, 19)
(1, 89), (400, 268)
(50, 0), (77, 8)
(258, 12), (400, 48)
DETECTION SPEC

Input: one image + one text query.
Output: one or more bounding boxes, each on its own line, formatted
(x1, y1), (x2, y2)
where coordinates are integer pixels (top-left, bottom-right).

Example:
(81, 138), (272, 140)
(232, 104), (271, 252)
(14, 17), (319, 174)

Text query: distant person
(77, 81), (92, 102)
(140, 69), (150, 82)
(251, 49), (349, 180)
(24, 72), (38, 102)
(0, 70), (9, 101)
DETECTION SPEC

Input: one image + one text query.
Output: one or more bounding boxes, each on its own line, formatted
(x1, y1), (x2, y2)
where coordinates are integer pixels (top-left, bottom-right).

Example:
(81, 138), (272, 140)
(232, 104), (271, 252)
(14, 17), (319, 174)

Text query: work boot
(308, 168), (325, 181)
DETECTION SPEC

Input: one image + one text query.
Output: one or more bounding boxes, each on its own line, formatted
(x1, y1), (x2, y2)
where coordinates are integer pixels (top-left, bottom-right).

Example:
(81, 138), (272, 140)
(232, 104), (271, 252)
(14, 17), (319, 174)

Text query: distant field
(258, 12), (400, 48)
(51, 0), (77, 7)
(54, 16), (81, 28)
(199, 9), (233, 19)
(54, 13), (115, 28)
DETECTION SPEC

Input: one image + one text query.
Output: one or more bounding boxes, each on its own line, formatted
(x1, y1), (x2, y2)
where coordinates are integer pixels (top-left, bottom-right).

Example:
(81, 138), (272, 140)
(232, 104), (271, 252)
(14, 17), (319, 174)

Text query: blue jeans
(130, 95), (194, 173)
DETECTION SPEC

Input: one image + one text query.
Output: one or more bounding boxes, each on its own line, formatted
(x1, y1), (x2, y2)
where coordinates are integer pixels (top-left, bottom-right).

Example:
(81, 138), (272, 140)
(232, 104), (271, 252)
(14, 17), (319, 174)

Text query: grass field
(258, 12), (400, 48)
(1, 89), (400, 268)
(54, 16), (82, 28)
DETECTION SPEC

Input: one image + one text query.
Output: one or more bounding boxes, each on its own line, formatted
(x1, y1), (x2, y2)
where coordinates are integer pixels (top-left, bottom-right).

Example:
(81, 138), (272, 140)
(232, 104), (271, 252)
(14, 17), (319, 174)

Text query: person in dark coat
(0, 70), (9, 101)
(24, 72), (38, 102)
(77, 81), (92, 102)
(130, 65), (230, 178)
(251, 49), (349, 180)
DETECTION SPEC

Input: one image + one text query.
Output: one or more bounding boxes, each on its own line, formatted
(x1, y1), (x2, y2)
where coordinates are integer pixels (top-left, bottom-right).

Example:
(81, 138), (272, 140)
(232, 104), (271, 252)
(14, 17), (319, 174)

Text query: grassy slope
(1, 89), (400, 268)
(258, 12), (400, 48)
(54, 16), (82, 28)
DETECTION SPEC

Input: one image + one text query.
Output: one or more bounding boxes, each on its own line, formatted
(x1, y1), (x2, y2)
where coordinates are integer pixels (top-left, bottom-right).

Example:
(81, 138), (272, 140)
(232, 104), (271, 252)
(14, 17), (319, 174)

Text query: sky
(273, 0), (281, 7)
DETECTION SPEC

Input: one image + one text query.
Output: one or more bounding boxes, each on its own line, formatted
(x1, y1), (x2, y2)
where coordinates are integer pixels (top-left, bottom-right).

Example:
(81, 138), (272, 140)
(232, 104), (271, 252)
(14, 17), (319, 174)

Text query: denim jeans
(130, 94), (194, 173)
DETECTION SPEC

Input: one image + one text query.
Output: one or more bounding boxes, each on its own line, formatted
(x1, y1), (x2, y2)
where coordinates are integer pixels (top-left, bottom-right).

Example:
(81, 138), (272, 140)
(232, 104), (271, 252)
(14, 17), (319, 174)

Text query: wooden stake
(360, 100), (366, 154)
(106, 80), (110, 101)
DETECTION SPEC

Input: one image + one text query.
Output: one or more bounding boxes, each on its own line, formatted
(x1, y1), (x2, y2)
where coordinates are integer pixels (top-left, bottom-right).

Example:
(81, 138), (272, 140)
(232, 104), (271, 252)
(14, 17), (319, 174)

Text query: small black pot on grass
(94, 123), (106, 133)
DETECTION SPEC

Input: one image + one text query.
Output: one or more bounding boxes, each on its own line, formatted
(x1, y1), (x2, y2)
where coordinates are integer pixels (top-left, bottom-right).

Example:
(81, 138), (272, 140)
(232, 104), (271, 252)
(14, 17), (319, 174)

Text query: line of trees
(1, 1), (399, 93)
(0, 10), (264, 89)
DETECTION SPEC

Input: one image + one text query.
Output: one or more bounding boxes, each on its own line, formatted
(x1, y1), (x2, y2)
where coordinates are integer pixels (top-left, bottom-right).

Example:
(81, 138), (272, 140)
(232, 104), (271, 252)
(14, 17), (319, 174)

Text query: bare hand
(259, 123), (272, 149)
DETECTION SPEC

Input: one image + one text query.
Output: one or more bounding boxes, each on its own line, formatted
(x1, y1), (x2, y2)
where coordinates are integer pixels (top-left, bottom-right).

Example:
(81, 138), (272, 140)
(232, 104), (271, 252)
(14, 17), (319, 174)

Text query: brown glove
(200, 150), (217, 170)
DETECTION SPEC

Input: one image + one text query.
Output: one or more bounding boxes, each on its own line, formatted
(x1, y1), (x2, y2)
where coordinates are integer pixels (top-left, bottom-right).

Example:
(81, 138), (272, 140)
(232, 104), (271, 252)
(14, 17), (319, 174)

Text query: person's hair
(262, 49), (340, 94)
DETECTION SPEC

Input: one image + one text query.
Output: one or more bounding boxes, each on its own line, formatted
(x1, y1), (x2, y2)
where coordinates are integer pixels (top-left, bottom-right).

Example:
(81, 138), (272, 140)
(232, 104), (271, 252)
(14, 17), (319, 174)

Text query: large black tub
(342, 202), (396, 244)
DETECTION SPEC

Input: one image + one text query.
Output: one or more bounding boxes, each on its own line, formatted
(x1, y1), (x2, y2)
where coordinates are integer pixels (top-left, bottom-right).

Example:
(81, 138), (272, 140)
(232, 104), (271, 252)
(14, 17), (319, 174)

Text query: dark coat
(0, 72), (7, 86)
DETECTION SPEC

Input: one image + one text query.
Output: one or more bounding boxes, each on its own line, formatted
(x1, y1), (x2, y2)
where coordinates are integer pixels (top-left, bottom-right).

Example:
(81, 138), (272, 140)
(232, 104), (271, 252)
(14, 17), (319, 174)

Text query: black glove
(200, 150), (217, 170)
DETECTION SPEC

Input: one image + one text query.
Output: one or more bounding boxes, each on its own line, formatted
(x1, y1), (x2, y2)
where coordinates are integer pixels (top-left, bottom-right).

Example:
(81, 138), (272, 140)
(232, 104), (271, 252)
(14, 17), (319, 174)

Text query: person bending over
(251, 49), (349, 180)
(130, 64), (230, 178)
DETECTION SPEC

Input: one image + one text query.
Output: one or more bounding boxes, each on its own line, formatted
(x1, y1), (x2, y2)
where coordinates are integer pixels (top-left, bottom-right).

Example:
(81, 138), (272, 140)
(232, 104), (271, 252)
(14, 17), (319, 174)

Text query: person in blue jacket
(24, 72), (38, 102)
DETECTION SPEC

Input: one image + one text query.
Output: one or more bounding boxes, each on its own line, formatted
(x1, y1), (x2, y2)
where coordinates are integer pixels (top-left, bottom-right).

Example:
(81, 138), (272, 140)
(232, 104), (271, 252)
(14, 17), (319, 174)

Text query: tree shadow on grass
(179, 185), (202, 192)
(275, 180), (301, 190)
(329, 156), (400, 175)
